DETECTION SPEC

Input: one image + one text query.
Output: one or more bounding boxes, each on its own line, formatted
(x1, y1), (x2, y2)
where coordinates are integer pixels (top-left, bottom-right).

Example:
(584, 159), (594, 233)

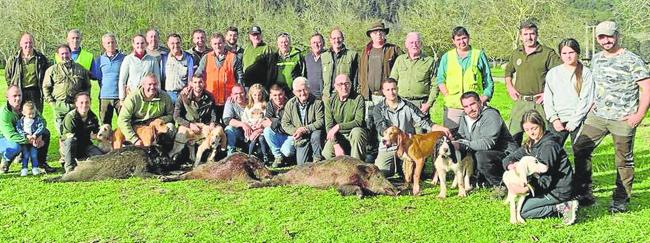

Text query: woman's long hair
(520, 110), (547, 153)
(558, 38), (583, 95)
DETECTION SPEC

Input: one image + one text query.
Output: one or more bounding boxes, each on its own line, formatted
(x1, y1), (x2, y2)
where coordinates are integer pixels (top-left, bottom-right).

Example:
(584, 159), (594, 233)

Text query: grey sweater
(457, 106), (516, 152)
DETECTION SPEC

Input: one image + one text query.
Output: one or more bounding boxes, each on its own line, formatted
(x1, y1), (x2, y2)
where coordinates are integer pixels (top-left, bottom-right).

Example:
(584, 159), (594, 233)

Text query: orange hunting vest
(205, 52), (236, 106)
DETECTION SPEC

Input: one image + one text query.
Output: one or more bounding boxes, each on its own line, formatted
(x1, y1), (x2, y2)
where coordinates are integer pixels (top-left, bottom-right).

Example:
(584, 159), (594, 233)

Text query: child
(15, 101), (45, 176)
(242, 84), (270, 163)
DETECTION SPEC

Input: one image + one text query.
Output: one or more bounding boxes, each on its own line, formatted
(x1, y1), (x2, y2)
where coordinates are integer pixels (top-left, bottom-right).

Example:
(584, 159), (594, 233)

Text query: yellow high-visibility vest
(443, 49), (483, 109)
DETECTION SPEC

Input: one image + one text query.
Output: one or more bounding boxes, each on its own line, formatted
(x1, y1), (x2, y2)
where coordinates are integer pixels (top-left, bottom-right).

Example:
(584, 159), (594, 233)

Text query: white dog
(95, 124), (113, 153)
(431, 137), (474, 198)
(502, 156), (549, 224)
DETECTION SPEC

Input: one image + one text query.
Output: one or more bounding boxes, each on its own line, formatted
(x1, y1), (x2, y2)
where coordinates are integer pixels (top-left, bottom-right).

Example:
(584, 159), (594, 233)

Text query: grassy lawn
(1, 70), (649, 241)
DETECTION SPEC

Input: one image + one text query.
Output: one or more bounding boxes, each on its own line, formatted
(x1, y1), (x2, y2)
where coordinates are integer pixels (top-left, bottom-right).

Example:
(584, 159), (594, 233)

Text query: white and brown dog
(170, 124), (227, 168)
(431, 136), (474, 198)
(502, 156), (549, 224)
(95, 124), (114, 153)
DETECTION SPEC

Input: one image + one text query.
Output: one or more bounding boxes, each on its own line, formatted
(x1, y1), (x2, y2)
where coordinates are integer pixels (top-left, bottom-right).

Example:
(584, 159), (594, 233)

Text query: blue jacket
(16, 116), (46, 137)
(91, 52), (125, 99)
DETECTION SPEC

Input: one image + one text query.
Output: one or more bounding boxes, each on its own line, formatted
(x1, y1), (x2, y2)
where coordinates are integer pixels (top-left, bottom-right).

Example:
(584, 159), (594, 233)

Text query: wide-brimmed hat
(366, 22), (389, 37)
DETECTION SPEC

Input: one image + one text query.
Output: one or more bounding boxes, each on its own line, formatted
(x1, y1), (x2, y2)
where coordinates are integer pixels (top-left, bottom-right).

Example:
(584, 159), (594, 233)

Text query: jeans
(167, 91), (179, 105)
(263, 127), (295, 158)
(225, 126), (245, 154)
(0, 138), (21, 161)
(21, 145), (39, 169)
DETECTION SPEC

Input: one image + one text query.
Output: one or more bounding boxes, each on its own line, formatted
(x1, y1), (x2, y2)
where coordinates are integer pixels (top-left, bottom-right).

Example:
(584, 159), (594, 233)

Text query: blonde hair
(246, 84), (268, 109)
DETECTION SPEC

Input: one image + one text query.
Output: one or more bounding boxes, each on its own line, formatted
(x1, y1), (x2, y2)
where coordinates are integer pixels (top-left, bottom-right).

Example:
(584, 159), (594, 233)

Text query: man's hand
(505, 181), (530, 194)
(134, 139), (144, 147)
(534, 93), (544, 104)
(506, 84), (520, 101)
(439, 84), (449, 96)
(507, 162), (517, 171)
(33, 136), (44, 148)
(326, 124), (340, 141)
(333, 143), (345, 156)
(622, 112), (644, 128)
(292, 127), (308, 140)
(552, 119), (565, 132)
(261, 118), (273, 128)
(179, 86), (191, 98)
(189, 123), (201, 134)
(431, 124), (452, 138)
(420, 103), (431, 114)
(480, 95), (489, 104)
(241, 123), (253, 138)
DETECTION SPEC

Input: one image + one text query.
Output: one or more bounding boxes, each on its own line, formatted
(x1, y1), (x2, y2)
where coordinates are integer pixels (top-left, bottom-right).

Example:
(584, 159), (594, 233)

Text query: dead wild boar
(251, 155), (398, 198)
(160, 152), (272, 183)
(44, 146), (174, 182)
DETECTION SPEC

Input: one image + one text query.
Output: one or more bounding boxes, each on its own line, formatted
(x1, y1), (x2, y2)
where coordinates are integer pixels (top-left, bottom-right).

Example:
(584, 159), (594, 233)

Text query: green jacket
(267, 48), (305, 93)
(389, 53), (437, 105)
(0, 103), (28, 144)
(504, 43), (561, 95)
(5, 50), (50, 89)
(281, 95), (324, 144)
(242, 42), (273, 87)
(321, 46), (359, 99)
(42, 62), (90, 104)
(325, 91), (365, 136)
(117, 88), (174, 143)
(62, 109), (100, 146)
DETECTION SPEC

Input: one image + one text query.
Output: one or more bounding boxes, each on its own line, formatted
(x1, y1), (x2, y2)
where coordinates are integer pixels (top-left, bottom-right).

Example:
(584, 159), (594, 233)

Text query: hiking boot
(490, 185), (507, 200)
(608, 200), (628, 213)
(32, 168), (40, 176)
(271, 156), (283, 168)
(556, 200), (578, 225)
(575, 193), (596, 207)
(20, 168), (28, 177)
(40, 163), (56, 173)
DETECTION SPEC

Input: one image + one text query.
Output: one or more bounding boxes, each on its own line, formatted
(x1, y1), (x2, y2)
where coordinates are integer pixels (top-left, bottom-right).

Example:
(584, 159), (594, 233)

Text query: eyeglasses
(335, 82), (351, 87)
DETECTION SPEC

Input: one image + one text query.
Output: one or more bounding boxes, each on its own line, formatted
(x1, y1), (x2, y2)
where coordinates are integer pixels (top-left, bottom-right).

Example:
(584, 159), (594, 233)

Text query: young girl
(502, 110), (578, 225)
(15, 101), (45, 176)
(543, 38), (594, 145)
(242, 84), (270, 163)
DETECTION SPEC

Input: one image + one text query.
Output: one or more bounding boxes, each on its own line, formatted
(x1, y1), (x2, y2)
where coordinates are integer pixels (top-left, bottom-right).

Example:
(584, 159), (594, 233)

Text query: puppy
(95, 124), (113, 153)
(502, 156), (549, 224)
(381, 126), (446, 196)
(170, 124), (228, 167)
(113, 118), (170, 149)
(431, 136), (474, 198)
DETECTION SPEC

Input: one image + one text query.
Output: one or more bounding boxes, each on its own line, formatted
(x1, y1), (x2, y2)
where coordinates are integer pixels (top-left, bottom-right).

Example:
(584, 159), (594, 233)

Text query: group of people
(1, 19), (648, 224)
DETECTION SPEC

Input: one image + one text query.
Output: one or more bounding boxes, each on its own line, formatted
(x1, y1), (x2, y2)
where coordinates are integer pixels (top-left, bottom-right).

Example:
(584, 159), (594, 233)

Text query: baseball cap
(249, 26), (262, 34)
(595, 21), (618, 36)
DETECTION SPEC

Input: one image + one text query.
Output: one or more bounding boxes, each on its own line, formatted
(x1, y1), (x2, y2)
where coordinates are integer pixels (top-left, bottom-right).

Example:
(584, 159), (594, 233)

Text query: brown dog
(113, 118), (170, 149)
(382, 126), (446, 196)
(169, 124), (227, 167)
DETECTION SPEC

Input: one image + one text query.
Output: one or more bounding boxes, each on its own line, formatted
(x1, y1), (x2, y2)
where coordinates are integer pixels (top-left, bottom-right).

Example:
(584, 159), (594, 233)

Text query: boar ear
(358, 164), (378, 176)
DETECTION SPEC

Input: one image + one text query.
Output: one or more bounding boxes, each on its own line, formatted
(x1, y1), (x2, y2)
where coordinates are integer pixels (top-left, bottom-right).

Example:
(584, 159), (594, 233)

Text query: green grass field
(1, 71), (649, 241)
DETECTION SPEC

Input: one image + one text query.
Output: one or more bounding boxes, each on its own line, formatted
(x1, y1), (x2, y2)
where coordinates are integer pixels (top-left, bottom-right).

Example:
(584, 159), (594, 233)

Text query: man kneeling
(61, 92), (103, 172)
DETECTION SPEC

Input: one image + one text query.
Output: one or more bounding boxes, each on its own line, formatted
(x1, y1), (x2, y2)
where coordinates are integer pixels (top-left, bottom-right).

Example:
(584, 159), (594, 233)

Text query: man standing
(358, 22), (402, 106)
(5, 32), (49, 113)
(321, 28), (359, 100)
(161, 33), (194, 104)
(55, 29), (94, 71)
(61, 92), (103, 173)
(304, 33), (325, 99)
(282, 77), (324, 165)
(0, 86), (53, 173)
(573, 21), (650, 212)
(504, 20), (561, 145)
(225, 26), (244, 58)
(145, 28), (169, 58)
(186, 29), (212, 72)
(268, 33), (305, 94)
(91, 33), (125, 125)
(242, 26), (272, 88)
(437, 27), (494, 129)
(262, 84), (294, 167)
(43, 44), (91, 135)
(323, 74), (366, 160)
(389, 32), (437, 133)
(196, 33), (243, 121)
(455, 91), (516, 189)
(222, 84), (249, 154)
(373, 78), (442, 177)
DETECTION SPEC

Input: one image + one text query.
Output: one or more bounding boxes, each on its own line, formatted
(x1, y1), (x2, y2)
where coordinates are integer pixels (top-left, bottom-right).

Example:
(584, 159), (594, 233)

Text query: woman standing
(543, 38), (594, 145)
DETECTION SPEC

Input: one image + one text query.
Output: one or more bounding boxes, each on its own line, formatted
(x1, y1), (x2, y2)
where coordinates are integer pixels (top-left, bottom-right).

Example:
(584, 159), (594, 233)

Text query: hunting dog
(112, 118), (170, 149)
(430, 136), (474, 198)
(169, 124), (227, 168)
(95, 124), (113, 153)
(382, 126), (446, 196)
(502, 156), (549, 224)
